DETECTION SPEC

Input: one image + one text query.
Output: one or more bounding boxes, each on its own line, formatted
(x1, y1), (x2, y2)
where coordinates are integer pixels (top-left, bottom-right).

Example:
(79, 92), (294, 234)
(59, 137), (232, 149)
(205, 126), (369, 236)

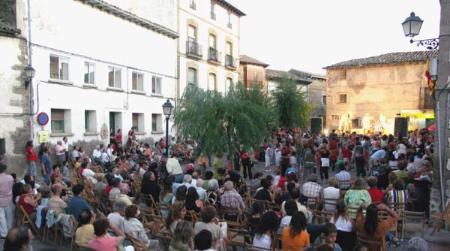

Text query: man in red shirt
(25, 141), (37, 177)
(367, 176), (384, 204)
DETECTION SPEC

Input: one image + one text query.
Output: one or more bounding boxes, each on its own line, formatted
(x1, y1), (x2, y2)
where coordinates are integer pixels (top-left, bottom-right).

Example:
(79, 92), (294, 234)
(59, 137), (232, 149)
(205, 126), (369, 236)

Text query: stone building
(0, 1), (29, 170)
(289, 69), (326, 119)
(177, 0), (245, 97)
(1, 0), (180, 174)
(238, 54), (269, 89)
(266, 69), (311, 93)
(324, 51), (436, 134)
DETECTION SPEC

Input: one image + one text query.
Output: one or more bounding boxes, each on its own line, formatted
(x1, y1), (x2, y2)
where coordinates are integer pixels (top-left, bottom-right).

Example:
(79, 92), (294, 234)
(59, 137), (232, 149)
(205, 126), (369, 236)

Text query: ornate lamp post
(24, 64), (35, 88)
(162, 99), (174, 156)
(402, 12), (439, 49)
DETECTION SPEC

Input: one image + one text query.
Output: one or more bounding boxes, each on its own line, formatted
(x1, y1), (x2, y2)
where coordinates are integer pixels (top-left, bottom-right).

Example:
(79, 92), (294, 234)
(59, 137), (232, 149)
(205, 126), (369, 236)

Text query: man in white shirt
(108, 200), (127, 233)
(322, 177), (340, 212)
(166, 155), (183, 182)
(195, 178), (207, 201)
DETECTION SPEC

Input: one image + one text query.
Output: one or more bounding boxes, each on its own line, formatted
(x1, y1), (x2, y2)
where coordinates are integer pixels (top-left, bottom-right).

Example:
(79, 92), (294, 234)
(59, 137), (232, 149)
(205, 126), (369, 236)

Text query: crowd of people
(0, 126), (437, 251)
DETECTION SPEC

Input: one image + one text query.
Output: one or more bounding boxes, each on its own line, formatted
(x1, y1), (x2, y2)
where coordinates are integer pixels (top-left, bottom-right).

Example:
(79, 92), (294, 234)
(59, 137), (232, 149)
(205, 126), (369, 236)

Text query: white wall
(178, 0), (241, 97)
(17, 0), (177, 145)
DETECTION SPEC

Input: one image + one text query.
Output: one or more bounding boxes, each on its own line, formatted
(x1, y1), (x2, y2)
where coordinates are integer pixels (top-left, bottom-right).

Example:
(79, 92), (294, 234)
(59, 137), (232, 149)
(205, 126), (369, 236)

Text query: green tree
(174, 83), (273, 162)
(272, 77), (311, 129)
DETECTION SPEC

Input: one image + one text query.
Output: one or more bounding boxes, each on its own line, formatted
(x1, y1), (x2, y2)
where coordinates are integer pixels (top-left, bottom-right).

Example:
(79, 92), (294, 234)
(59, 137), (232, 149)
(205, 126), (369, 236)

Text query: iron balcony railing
(208, 47), (221, 63)
(225, 55), (236, 69)
(186, 40), (203, 59)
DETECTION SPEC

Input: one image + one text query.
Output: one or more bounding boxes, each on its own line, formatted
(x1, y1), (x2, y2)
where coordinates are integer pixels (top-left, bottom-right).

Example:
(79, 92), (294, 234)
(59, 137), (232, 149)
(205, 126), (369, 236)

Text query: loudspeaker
(310, 118), (323, 134)
(394, 117), (408, 138)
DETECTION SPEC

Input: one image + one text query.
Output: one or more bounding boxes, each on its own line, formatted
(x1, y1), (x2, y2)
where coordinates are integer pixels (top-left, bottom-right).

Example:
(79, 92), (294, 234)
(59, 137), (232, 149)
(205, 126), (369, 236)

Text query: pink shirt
(88, 236), (118, 251)
(0, 173), (14, 207)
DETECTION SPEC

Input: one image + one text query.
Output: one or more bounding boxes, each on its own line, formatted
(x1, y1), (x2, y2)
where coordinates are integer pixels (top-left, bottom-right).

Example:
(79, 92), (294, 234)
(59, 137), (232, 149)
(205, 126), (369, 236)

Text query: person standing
(0, 164), (14, 238)
(240, 149), (253, 179)
(25, 141), (37, 177)
(115, 129), (122, 146)
(41, 147), (52, 185)
(62, 136), (69, 162)
(55, 141), (65, 167)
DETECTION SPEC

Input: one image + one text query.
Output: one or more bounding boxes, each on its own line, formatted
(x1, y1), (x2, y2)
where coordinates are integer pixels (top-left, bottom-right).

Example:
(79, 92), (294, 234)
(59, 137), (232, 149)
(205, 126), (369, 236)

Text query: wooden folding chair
(313, 210), (334, 224)
(403, 210), (425, 238)
(125, 233), (147, 251)
(306, 196), (320, 210)
(431, 202), (450, 235)
(19, 205), (40, 239)
(357, 233), (388, 251)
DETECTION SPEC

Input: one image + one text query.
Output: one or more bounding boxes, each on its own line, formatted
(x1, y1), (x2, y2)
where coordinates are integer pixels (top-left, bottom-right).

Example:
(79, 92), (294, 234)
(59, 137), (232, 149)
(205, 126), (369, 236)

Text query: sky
(227, 0), (441, 74)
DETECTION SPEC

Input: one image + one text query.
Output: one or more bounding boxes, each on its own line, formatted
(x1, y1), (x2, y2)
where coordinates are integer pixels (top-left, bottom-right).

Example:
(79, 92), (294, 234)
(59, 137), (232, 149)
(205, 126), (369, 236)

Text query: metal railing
(186, 40), (202, 58)
(208, 47), (221, 63)
(225, 55), (236, 68)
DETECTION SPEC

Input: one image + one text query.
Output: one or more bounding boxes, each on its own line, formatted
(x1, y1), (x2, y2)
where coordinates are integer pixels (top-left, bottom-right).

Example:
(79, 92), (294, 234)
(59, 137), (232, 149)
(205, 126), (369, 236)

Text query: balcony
(208, 47), (221, 64)
(186, 40), (202, 60)
(225, 55), (236, 69)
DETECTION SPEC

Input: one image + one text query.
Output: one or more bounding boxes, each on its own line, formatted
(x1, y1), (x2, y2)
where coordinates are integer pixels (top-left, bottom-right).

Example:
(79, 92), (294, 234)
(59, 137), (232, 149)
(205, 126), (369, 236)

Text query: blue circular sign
(37, 112), (49, 126)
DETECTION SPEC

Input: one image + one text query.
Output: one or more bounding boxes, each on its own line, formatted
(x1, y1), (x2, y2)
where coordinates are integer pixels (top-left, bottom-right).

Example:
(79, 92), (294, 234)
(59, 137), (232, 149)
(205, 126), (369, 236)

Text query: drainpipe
(27, 0), (34, 140)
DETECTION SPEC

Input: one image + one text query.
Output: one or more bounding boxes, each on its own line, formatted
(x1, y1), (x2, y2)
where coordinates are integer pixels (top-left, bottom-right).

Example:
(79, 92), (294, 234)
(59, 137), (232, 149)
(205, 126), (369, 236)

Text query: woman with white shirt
(253, 211), (279, 249)
(330, 200), (356, 251)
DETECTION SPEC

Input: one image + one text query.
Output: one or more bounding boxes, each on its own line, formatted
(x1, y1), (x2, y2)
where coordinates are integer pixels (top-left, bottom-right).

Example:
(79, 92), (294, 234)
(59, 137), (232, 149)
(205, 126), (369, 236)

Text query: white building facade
(17, 0), (178, 149)
(177, 0), (245, 98)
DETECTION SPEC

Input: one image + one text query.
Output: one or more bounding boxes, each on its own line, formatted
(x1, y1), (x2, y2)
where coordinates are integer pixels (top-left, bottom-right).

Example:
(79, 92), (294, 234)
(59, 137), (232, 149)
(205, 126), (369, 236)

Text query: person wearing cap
(219, 181), (245, 210)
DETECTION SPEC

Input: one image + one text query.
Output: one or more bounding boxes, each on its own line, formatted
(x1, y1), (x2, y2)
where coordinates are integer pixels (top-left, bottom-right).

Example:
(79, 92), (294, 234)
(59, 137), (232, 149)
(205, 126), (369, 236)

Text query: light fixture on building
(402, 12), (438, 50)
(162, 99), (174, 156)
(24, 64), (35, 88)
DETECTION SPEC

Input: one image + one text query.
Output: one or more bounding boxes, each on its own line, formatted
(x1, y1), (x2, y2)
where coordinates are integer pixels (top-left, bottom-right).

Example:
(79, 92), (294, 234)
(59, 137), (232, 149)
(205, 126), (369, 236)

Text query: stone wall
(0, 35), (30, 176)
(325, 63), (431, 133)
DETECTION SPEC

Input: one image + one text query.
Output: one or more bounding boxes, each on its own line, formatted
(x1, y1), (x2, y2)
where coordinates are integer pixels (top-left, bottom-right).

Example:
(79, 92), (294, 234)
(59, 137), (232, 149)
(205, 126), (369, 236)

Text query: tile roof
(325, 50), (438, 69)
(215, 0), (246, 16)
(289, 69), (326, 81)
(239, 55), (269, 67)
(0, 19), (20, 36)
(76, 0), (178, 39)
(266, 69), (311, 85)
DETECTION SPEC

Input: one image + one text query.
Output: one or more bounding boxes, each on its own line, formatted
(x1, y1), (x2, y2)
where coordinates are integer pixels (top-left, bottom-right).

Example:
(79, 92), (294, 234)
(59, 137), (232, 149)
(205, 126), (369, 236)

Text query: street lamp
(162, 99), (174, 156)
(24, 64), (35, 88)
(402, 12), (439, 49)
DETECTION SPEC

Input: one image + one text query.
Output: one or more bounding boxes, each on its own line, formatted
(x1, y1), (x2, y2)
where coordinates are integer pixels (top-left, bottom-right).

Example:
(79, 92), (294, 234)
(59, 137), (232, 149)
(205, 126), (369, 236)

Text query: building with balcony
(178, 0), (245, 97)
(324, 50), (436, 134)
(0, 0), (179, 174)
(238, 54), (269, 89)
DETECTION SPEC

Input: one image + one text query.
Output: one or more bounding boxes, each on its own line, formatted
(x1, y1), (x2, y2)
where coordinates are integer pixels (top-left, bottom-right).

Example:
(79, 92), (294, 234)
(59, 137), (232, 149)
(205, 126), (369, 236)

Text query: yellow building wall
(325, 62), (433, 133)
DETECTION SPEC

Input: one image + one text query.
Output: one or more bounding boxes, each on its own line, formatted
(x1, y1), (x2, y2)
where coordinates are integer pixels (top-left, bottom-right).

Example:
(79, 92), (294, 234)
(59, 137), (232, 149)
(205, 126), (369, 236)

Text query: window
(339, 94), (347, 104)
(190, 0), (196, 9)
(209, 34), (217, 49)
(84, 62), (95, 85)
(352, 118), (361, 129)
(188, 25), (197, 41)
(0, 138), (4, 159)
(152, 114), (162, 132)
(108, 67), (122, 88)
(210, 2), (216, 19)
(187, 68), (197, 85)
(132, 113), (145, 132)
(225, 77), (233, 94)
(226, 42), (232, 56)
(322, 95), (327, 105)
(50, 55), (69, 80)
(228, 12), (232, 28)
(338, 69), (347, 80)
(132, 72), (144, 91)
(208, 73), (217, 90)
(152, 76), (162, 94)
(51, 109), (70, 133)
(84, 110), (97, 132)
